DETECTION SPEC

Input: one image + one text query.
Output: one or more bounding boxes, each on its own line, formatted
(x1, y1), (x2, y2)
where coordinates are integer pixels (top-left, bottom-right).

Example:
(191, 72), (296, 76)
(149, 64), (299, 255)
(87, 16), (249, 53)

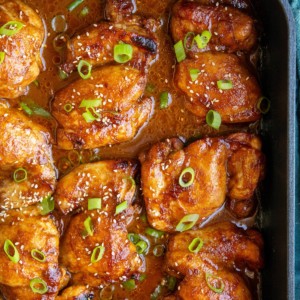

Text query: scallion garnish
(150, 285), (163, 300)
(189, 69), (200, 82)
(175, 214), (199, 232)
(77, 60), (92, 79)
(145, 227), (164, 239)
(128, 233), (141, 244)
(83, 216), (93, 236)
(115, 200), (127, 215)
(3, 239), (19, 263)
(67, 0), (84, 11)
(122, 279), (136, 290)
(205, 273), (225, 294)
(139, 273), (147, 281)
(59, 69), (69, 80)
(174, 40), (186, 63)
(206, 110), (222, 130)
(67, 150), (81, 166)
(153, 244), (165, 257)
(136, 240), (148, 254)
(64, 103), (73, 113)
(188, 237), (204, 253)
(13, 168), (27, 183)
(88, 198), (102, 210)
(183, 32), (195, 50)
(82, 108), (101, 123)
(217, 79), (233, 90)
(91, 245), (105, 263)
(194, 30), (212, 49)
(40, 195), (54, 215)
(80, 6), (89, 17)
(20, 102), (33, 115)
(0, 21), (24, 36)
(179, 167), (195, 188)
(159, 91), (170, 109)
(114, 43), (133, 63)
(31, 249), (46, 262)
(0, 52), (5, 64)
(257, 96), (271, 114)
(167, 276), (177, 291)
(30, 277), (48, 294)
(79, 99), (102, 108)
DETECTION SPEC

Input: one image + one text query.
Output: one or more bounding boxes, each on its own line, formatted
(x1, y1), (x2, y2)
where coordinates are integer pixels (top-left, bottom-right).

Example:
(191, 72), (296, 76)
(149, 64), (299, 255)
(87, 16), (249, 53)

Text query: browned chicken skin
(175, 52), (261, 123)
(165, 222), (263, 299)
(0, 106), (56, 210)
(140, 133), (264, 232)
(0, 208), (64, 299)
(171, 0), (257, 54)
(57, 285), (99, 300)
(105, 0), (136, 22)
(0, 0), (44, 99)
(55, 160), (143, 286)
(52, 65), (153, 150)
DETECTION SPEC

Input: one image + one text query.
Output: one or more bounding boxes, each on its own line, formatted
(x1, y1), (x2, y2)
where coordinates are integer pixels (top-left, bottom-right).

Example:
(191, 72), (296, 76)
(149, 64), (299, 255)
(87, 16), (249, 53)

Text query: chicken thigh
(52, 65), (153, 150)
(171, 0), (257, 54)
(56, 160), (143, 286)
(0, 208), (64, 299)
(0, 0), (44, 99)
(140, 133), (264, 232)
(0, 106), (56, 210)
(175, 52), (261, 123)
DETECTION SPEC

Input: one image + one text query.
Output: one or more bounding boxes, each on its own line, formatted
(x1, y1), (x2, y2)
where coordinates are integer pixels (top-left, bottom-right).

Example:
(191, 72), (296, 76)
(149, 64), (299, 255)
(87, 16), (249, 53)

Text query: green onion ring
(3, 239), (20, 263)
(30, 277), (48, 294)
(206, 110), (222, 130)
(205, 273), (225, 294)
(114, 43), (133, 63)
(88, 198), (102, 210)
(174, 40), (186, 63)
(31, 249), (46, 262)
(91, 245), (105, 263)
(0, 21), (24, 36)
(179, 167), (195, 188)
(13, 168), (27, 183)
(175, 214), (199, 232)
(257, 96), (271, 114)
(188, 237), (204, 253)
(77, 60), (92, 79)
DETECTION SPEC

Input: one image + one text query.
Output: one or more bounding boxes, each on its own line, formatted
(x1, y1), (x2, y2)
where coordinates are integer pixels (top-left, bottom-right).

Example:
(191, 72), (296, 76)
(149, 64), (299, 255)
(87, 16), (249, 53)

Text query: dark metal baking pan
(259, 0), (296, 299)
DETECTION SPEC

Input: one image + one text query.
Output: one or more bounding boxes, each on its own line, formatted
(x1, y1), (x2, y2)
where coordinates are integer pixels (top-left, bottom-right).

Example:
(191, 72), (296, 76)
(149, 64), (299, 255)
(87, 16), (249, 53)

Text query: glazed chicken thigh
(0, 208), (64, 299)
(165, 222), (263, 299)
(171, 0), (257, 54)
(0, 106), (56, 210)
(0, 0), (44, 99)
(55, 160), (143, 286)
(140, 133), (264, 232)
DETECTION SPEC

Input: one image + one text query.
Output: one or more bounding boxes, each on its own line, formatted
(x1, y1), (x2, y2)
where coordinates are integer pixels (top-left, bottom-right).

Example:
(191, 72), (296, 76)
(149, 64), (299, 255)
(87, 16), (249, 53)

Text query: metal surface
(260, 0), (296, 299)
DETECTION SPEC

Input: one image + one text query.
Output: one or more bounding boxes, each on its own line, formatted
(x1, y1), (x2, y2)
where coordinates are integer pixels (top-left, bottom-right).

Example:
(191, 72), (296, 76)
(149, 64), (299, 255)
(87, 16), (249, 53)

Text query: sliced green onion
(13, 168), (27, 183)
(122, 279), (136, 290)
(82, 107), (101, 123)
(77, 60), (92, 79)
(194, 30), (212, 49)
(188, 237), (204, 253)
(136, 240), (148, 254)
(145, 227), (164, 239)
(179, 167), (195, 188)
(205, 273), (225, 294)
(59, 69), (69, 80)
(128, 233), (141, 244)
(40, 195), (54, 215)
(57, 157), (72, 173)
(174, 40), (186, 63)
(123, 176), (136, 192)
(20, 102), (33, 115)
(183, 32), (195, 50)
(67, 150), (81, 166)
(79, 99), (102, 108)
(33, 80), (39, 87)
(159, 91), (170, 109)
(51, 15), (67, 33)
(67, 0), (84, 11)
(114, 43), (133, 63)
(153, 245), (165, 257)
(30, 277), (48, 294)
(88, 198), (102, 210)
(257, 96), (271, 114)
(3, 239), (19, 263)
(206, 110), (222, 130)
(83, 216), (93, 236)
(64, 103), (73, 113)
(80, 6), (90, 17)
(217, 79), (233, 90)
(115, 200), (127, 215)
(139, 273), (147, 282)
(146, 83), (155, 93)
(31, 249), (46, 262)
(167, 276), (177, 291)
(175, 214), (199, 232)
(91, 245), (105, 263)
(140, 214), (147, 223)
(0, 52), (5, 64)
(0, 21), (24, 36)
(31, 106), (51, 118)
(189, 69), (200, 82)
